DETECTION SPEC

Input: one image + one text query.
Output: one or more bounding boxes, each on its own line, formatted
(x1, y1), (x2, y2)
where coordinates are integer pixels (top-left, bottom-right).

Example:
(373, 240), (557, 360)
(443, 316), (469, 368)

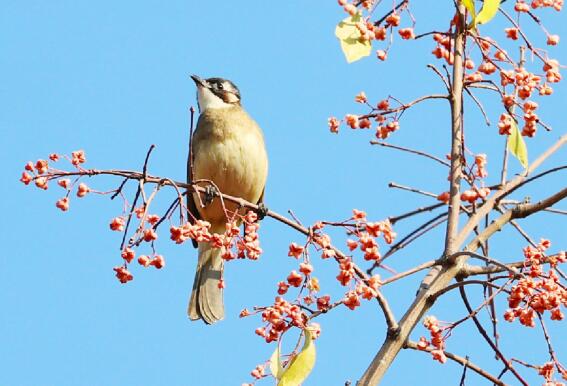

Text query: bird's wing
(187, 132), (201, 249)
(186, 192), (200, 248)
(256, 186), (265, 205)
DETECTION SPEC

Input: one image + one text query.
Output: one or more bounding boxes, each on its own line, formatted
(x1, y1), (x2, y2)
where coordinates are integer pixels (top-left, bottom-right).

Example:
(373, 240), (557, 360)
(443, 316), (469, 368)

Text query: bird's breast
(192, 109), (268, 225)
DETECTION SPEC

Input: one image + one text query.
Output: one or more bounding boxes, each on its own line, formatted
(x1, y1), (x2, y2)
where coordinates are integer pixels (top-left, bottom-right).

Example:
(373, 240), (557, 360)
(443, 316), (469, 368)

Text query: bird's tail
(188, 241), (224, 324)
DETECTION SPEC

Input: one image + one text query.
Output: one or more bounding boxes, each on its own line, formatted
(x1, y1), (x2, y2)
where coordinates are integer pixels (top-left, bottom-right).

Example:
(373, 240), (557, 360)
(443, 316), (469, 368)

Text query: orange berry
(547, 34), (560, 45)
(109, 217), (125, 231)
(121, 248), (135, 263)
(385, 13), (400, 27)
(76, 183), (90, 197)
(20, 172), (33, 185)
(55, 197), (70, 211)
(505, 28), (519, 40)
(138, 255), (151, 267)
(150, 255), (165, 269)
(376, 50), (387, 61)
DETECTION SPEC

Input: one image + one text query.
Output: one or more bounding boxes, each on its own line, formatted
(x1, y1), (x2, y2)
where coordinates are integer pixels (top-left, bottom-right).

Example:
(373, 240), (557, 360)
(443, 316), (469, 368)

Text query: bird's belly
(193, 135), (267, 227)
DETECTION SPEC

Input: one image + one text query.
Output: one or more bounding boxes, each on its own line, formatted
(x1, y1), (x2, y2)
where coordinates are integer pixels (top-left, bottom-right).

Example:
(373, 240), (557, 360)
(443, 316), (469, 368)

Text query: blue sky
(1, 1), (566, 385)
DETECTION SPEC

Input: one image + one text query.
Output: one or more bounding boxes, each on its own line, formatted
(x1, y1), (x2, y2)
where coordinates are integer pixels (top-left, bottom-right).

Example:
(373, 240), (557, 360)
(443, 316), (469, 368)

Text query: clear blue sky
(1, 1), (566, 385)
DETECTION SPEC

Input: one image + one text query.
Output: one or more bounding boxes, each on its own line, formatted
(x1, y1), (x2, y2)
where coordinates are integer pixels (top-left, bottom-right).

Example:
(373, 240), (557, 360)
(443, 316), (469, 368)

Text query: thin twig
(427, 64), (451, 92)
(370, 141), (450, 167)
(380, 260), (439, 285)
(388, 203), (445, 225)
(373, 0), (409, 26)
(388, 182), (438, 198)
(404, 341), (507, 385)
(458, 285), (528, 386)
(460, 252), (566, 277)
(464, 87), (490, 126)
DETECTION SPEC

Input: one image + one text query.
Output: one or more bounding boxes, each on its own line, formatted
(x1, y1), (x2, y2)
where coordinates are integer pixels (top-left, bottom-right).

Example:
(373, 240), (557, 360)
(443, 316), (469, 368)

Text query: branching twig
(404, 340), (507, 386)
(458, 285), (528, 386)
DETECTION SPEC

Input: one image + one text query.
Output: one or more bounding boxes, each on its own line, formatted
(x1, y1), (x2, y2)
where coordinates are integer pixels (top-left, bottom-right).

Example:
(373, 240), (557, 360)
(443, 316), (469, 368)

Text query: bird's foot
(204, 185), (218, 206)
(256, 202), (269, 220)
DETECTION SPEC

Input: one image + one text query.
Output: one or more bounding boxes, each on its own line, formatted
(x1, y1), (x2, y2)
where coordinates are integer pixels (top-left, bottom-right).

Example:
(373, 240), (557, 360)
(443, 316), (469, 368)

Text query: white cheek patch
(198, 87), (231, 111)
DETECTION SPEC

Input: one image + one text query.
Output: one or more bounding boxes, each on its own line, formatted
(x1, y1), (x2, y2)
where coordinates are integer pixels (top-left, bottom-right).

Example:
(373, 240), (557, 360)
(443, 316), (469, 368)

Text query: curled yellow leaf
(462, 0), (476, 18)
(270, 344), (284, 380)
(461, 0), (477, 26)
(508, 120), (529, 168)
(335, 13), (372, 63)
(476, 0), (501, 25)
(277, 330), (316, 386)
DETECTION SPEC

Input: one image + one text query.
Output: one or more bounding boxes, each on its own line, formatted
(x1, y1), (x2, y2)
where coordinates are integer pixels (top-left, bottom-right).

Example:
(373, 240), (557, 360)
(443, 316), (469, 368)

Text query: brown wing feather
(187, 139), (200, 249)
(256, 186), (265, 205)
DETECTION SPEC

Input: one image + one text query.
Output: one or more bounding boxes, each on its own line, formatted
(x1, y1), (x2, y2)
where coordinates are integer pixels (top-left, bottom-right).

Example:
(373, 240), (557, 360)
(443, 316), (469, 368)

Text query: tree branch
(404, 340), (508, 386)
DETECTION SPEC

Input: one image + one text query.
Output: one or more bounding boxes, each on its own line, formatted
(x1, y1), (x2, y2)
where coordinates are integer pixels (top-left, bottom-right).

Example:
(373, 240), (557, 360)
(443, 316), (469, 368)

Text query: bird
(187, 75), (268, 324)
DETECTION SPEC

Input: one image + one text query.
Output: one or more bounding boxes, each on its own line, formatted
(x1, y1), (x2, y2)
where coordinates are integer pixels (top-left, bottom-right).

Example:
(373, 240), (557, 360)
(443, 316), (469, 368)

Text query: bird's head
(191, 75), (241, 112)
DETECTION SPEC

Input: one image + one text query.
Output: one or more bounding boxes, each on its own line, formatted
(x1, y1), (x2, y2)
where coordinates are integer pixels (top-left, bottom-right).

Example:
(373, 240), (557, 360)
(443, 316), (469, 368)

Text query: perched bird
(187, 75), (268, 324)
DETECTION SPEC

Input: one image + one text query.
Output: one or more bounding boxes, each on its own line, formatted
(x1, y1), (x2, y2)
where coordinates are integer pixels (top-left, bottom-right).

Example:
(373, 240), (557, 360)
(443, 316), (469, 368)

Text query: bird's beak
(191, 74), (206, 88)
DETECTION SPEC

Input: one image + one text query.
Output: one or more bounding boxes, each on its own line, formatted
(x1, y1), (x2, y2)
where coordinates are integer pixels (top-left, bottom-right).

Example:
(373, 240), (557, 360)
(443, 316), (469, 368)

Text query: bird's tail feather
(188, 241), (224, 324)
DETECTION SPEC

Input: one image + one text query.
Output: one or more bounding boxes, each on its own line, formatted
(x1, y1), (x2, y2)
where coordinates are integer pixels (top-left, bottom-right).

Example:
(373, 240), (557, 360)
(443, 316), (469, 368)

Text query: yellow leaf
(461, 0), (477, 26)
(476, 0), (501, 25)
(335, 13), (372, 63)
(462, 0), (476, 18)
(508, 120), (528, 168)
(270, 344), (284, 380)
(277, 330), (316, 386)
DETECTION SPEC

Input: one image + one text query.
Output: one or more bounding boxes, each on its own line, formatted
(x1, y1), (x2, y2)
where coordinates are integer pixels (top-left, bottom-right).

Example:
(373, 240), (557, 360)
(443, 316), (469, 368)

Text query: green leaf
(269, 344), (284, 380)
(277, 330), (316, 386)
(335, 13), (372, 63)
(508, 120), (528, 168)
(476, 0), (501, 25)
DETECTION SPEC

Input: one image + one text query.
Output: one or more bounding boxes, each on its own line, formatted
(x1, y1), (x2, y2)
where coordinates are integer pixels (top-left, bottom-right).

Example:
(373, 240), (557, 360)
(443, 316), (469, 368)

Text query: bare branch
(404, 341), (508, 386)
(370, 141), (450, 167)
(458, 285), (529, 385)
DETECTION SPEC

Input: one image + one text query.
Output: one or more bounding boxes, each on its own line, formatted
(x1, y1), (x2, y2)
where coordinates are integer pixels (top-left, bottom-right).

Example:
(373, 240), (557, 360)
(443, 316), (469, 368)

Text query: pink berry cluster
(498, 62), (559, 137)
(328, 94), (401, 138)
(504, 240), (566, 326)
(417, 315), (449, 364)
(111, 206), (165, 284)
(447, 0), (561, 138)
(250, 296), (310, 343)
(437, 153), (491, 205)
(20, 150), (87, 199)
(20, 150), (265, 285)
(329, 209), (394, 310)
(111, 208), (262, 285)
(537, 361), (567, 385)
(240, 208), (394, 378)
(516, 0), (563, 12)
(170, 211), (262, 262)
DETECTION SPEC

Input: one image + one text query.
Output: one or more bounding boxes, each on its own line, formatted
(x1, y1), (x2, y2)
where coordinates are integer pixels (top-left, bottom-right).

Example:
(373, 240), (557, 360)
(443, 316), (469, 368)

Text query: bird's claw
(204, 185), (218, 206)
(256, 202), (269, 220)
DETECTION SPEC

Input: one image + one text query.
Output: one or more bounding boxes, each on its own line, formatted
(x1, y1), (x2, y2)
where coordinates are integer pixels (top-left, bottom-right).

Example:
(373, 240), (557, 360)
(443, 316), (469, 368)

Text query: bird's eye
(217, 83), (224, 90)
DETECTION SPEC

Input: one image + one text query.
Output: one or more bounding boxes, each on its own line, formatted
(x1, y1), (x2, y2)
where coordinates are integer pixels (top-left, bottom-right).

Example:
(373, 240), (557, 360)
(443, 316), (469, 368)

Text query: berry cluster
(517, 0), (563, 11)
(251, 297), (310, 343)
(20, 150), (264, 285)
(20, 151), (86, 194)
(437, 153), (491, 205)
(417, 315), (449, 364)
(328, 94), (402, 139)
(504, 241), (566, 327)
(537, 361), (567, 385)
(170, 211), (262, 261)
